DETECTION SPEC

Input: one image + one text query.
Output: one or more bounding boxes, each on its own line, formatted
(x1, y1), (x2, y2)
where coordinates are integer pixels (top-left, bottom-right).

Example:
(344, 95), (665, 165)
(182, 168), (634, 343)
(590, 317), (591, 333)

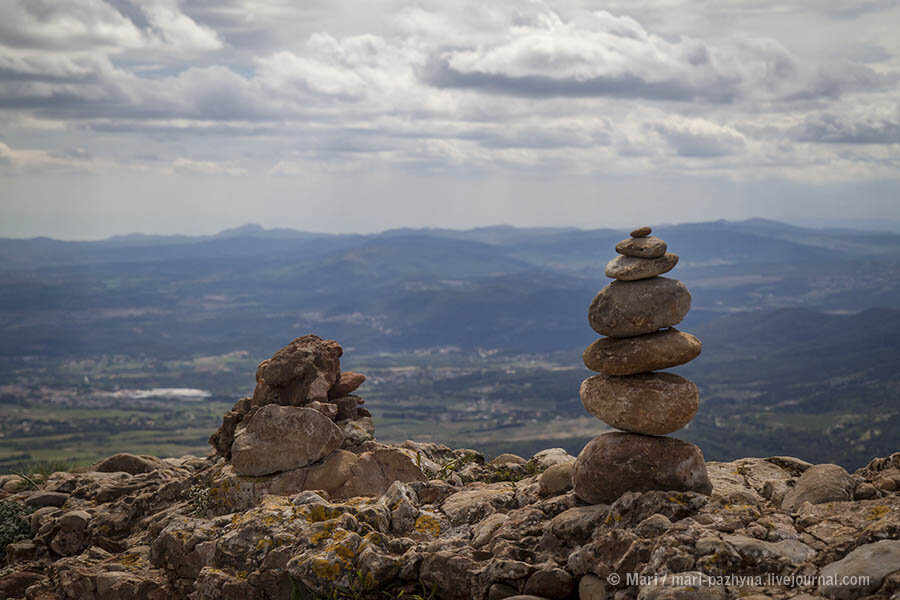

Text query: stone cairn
(208, 335), (425, 505)
(572, 226), (713, 504)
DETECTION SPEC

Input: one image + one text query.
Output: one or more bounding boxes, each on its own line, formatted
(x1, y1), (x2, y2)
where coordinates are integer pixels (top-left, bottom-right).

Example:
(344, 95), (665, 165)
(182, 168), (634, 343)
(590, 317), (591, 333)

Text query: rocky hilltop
(0, 334), (899, 600)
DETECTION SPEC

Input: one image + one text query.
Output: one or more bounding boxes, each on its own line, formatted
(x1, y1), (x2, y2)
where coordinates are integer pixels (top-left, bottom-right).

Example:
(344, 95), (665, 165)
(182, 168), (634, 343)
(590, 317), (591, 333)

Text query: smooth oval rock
(583, 328), (701, 375)
(588, 278), (691, 338)
(781, 463), (854, 511)
(231, 405), (344, 477)
(630, 226), (652, 238)
(605, 253), (679, 281)
(615, 236), (666, 258)
(580, 373), (698, 434)
(573, 432), (712, 504)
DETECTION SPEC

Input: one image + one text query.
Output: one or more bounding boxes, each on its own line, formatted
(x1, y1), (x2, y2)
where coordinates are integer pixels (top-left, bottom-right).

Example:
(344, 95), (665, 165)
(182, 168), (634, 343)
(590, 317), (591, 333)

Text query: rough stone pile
(573, 226), (713, 504)
(207, 334), (427, 504)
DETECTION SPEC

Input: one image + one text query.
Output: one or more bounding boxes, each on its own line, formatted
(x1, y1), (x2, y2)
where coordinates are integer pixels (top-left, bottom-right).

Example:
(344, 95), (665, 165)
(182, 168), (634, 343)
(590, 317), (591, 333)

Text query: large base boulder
(573, 432), (712, 504)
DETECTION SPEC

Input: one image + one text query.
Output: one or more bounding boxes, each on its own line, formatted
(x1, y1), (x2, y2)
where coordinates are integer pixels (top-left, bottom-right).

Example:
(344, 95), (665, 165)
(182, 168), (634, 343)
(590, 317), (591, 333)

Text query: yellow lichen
(867, 505), (890, 520)
(255, 537), (273, 551)
(310, 557), (341, 581)
(414, 514), (441, 537)
(305, 504), (343, 523)
(310, 521), (339, 545)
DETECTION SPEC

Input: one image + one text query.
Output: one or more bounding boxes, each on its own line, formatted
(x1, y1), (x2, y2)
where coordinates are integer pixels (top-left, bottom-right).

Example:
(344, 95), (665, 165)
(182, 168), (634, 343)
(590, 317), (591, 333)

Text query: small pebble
(630, 225), (652, 237)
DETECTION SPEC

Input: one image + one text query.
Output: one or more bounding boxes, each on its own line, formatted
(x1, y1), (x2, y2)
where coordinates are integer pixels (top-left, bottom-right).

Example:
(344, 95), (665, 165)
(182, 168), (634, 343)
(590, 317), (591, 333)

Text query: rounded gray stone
(588, 278), (691, 338)
(573, 432), (712, 504)
(781, 463), (854, 511)
(583, 328), (701, 375)
(580, 373), (699, 435)
(605, 253), (679, 281)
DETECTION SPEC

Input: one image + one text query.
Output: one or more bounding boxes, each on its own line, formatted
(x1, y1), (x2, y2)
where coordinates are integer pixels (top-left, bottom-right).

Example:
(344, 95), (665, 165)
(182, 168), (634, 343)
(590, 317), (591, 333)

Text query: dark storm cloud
(424, 56), (738, 103)
(794, 107), (900, 144)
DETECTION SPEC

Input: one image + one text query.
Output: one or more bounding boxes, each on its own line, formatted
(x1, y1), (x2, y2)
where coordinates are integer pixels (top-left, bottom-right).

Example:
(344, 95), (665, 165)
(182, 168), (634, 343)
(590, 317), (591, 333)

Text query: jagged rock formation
(0, 334), (898, 600)
(574, 226), (712, 504)
(205, 335), (427, 505)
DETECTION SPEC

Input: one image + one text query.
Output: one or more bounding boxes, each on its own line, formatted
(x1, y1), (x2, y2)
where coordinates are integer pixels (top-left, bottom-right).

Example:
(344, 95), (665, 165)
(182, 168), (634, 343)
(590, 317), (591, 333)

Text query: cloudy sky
(1, 0), (899, 239)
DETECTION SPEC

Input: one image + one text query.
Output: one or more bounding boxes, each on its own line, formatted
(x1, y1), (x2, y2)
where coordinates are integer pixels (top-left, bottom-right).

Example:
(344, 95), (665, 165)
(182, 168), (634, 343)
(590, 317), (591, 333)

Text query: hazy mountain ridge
(1, 219), (898, 470)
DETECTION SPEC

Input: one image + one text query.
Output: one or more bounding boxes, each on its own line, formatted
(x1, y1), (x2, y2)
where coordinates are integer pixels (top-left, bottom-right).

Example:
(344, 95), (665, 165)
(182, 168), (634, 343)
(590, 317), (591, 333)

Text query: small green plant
(0, 500), (35, 560)
(435, 452), (477, 481)
(383, 579), (438, 600)
(9, 459), (76, 491)
(289, 571), (376, 600)
(186, 483), (212, 515)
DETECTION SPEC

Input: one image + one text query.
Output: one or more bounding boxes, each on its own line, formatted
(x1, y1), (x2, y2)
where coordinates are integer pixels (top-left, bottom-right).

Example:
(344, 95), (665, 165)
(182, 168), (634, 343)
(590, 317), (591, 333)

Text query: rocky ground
(0, 444), (898, 600)
(1, 334), (897, 600)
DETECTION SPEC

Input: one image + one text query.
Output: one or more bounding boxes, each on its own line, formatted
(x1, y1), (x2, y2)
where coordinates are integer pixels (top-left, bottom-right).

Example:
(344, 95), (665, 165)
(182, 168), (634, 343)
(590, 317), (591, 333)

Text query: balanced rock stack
(572, 226), (713, 504)
(208, 335), (425, 506)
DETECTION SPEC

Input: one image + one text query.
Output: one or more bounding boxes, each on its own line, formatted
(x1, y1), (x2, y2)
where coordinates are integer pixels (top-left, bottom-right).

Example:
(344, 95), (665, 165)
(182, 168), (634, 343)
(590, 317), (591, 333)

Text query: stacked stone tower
(572, 226), (713, 504)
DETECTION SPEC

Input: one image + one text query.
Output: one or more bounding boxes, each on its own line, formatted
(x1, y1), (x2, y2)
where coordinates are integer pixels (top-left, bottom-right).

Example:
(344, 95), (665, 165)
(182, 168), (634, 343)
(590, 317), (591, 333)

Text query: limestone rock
(818, 540), (900, 600)
(0, 571), (45, 599)
(254, 335), (342, 403)
(532, 448), (574, 469)
(589, 278), (691, 338)
(442, 482), (517, 526)
(539, 461), (574, 496)
(92, 453), (167, 474)
(583, 328), (701, 375)
(605, 253), (679, 281)
(573, 433), (712, 504)
(23, 491), (69, 508)
(578, 574), (609, 600)
(615, 236), (667, 258)
(335, 448), (427, 499)
(580, 373), (699, 435)
(329, 371), (366, 398)
(302, 449), (358, 495)
(722, 534), (816, 565)
(332, 396), (359, 421)
(523, 567), (574, 599)
(637, 571), (725, 600)
(230, 405), (344, 477)
(782, 464), (855, 511)
(490, 453), (527, 466)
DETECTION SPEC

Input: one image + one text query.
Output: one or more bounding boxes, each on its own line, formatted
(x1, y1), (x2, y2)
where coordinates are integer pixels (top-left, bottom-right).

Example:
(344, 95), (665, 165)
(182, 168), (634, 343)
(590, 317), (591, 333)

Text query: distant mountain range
(1, 218), (898, 470)
(1, 218), (899, 358)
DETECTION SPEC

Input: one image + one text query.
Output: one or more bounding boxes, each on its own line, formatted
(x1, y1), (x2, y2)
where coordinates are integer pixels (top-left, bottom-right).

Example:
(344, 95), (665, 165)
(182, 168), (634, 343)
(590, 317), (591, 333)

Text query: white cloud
(139, 0), (224, 53)
(0, 0), (898, 204)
